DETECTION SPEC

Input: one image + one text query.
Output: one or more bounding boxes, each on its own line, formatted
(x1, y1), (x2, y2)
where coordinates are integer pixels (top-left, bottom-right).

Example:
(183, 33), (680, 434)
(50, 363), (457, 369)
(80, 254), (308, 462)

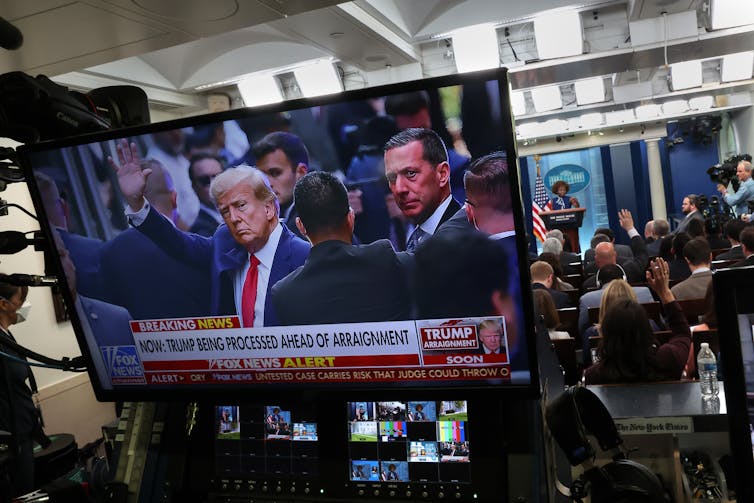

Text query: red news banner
(126, 316), (511, 386)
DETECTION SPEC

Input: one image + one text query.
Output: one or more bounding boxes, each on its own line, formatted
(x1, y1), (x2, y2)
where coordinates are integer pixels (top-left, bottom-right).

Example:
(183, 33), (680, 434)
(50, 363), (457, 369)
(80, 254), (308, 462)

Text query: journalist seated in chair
(583, 258), (691, 385)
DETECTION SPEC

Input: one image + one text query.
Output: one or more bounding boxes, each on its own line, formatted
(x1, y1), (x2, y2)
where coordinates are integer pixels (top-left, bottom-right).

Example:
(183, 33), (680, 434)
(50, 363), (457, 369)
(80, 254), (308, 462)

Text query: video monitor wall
(214, 404), (318, 478)
(18, 68), (537, 399)
(348, 400), (470, 484)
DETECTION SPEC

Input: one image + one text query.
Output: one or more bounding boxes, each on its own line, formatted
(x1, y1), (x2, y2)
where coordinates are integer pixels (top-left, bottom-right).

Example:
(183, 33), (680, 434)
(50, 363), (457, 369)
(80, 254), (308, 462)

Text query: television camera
(695, 194), (734, 237)
(707, 153), (752, 193)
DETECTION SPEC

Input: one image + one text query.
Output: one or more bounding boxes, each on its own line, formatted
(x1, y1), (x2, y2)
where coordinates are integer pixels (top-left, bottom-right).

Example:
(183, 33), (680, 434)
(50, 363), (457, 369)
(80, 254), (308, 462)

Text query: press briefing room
(1, 1), (754, 502)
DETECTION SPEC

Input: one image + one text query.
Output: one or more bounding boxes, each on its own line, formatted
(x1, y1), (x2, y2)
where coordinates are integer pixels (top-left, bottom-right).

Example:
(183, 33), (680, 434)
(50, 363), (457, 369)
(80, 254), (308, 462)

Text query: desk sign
(613, 417), (694, 435)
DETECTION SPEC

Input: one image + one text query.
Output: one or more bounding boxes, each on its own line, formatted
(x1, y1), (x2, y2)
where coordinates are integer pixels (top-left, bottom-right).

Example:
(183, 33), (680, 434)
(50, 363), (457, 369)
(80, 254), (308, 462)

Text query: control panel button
(406, 490), (412, 497)
(422, 491), (429, 498)
(373, 489), (380, 496)
(438, 491), (445, 498)
(358, 489), (365, 496)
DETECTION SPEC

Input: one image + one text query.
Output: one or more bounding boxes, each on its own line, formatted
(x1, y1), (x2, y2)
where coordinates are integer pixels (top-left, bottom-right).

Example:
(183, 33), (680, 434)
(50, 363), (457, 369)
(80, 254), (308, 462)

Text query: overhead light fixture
(671, 60), (702, 91)
(635, 104), (662, 119)
(721, 52), (754, 82)
(534, 10), (583, 60)
(574, 77), (606, 105)
(662, 100), (689, 114)
(530, 86), (562, 112)
(605, 109), (635, 125)
(510, 90), (526, 116)
(688, 96), (715, 110)
(294, 60), (343, 98)
(237, 74), (283, 107)
(452, 24), (500, 73)
(709, 0), (754, 30)
(541, 119), (568, 134)
(516, 122), (540, 138)
(577, 112), (604, 129)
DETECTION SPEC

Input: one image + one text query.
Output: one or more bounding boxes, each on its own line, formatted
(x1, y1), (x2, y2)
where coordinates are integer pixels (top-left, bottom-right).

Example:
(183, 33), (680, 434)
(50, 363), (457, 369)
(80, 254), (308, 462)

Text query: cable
(506, 38), (519, 61)
(0, 335), (87, 371)
(663, 12), (669, 68)
(3, 203), (38, 220)
(0, 349), (87, 371)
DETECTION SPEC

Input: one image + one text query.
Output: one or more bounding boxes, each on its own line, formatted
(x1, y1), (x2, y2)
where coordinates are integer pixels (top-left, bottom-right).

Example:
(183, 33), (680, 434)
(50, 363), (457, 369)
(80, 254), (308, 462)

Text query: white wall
(1, 137), (116, 443)
(731, 98), (754, 155)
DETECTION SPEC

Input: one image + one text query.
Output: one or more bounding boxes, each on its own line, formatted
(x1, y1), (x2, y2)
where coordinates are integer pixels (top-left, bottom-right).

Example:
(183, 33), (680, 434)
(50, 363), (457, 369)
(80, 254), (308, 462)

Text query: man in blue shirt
(717, 160), (754, 217)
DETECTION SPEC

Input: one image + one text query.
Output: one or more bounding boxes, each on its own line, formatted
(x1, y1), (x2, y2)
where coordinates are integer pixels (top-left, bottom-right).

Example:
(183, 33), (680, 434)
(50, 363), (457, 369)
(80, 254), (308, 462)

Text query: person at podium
(550, 180), (580, 210)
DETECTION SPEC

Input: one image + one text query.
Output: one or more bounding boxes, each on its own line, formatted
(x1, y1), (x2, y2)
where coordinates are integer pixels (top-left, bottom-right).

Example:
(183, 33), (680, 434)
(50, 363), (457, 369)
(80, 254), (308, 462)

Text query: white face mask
(16, 300), (31, 324)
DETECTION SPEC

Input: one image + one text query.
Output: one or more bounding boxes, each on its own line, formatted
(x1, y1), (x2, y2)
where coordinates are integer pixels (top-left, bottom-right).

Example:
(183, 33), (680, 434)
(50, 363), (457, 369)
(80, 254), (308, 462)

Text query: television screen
(18, 68), (536, 399)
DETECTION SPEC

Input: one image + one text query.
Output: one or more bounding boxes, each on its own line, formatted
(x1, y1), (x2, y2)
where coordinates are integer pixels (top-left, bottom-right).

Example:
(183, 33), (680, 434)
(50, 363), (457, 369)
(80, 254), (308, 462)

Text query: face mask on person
(16, 300), (31, 324)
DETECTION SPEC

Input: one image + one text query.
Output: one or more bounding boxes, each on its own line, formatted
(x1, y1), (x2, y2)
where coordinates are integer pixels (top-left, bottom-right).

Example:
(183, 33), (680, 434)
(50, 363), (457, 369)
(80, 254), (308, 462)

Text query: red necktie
(241, 255), (260, 327)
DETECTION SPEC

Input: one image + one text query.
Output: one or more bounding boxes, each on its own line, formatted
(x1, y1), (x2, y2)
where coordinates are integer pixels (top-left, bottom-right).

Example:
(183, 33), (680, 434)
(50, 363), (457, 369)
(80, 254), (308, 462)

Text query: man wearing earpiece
(582, 209), (649, 290)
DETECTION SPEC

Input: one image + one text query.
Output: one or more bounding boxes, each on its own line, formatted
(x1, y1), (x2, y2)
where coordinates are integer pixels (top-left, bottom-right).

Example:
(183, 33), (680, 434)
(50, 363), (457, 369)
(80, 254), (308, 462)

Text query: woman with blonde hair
(598, 279), (638, 327)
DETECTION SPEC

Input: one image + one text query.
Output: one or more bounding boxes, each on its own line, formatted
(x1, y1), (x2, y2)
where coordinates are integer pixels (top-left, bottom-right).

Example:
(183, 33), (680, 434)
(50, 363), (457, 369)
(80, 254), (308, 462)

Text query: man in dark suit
(109, 139), (310, 327)
(673, 194), (704, 234)
(101, 160), (211, 319)
(188, 153), (224, 237)
(34, 172), (107, 299)
(646, 219), (669, 257)
(582, 210), (649, 289)
(530, 261), (571, 309)
(671, 238), (712, 300)
(716, 219), (746, 260)
(384, 128), (461, 252)
(477, 319), (504, 355)
(583, 227), (633, 264)
(733, 226), (754, 267)
(252, 132), (310, 239)
(272, 172), (410, 325)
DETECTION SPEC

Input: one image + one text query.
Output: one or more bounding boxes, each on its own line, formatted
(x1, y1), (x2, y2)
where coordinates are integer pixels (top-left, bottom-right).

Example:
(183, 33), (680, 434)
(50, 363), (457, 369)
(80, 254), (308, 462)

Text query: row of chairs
(550, 329), (718, 385)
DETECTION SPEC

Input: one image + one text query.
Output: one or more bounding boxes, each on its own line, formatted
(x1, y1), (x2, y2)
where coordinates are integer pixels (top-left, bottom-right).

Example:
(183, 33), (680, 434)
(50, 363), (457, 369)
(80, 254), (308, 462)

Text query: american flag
(532, 171), (551, 242)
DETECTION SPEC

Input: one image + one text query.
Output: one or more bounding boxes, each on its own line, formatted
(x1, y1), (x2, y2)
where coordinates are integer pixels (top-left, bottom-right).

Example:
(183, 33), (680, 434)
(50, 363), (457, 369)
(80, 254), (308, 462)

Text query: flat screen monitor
(714, 266), (754, 501)
(17, 68), (537, 400)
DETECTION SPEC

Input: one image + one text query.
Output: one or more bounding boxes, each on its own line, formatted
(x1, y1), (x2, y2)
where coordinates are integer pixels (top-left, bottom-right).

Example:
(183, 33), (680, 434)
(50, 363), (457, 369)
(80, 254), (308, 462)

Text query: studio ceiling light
(452, 24), (500, 73)
(671, 60), (702, 91)
(709, 0), (754, 30)
(635, 104), (662, 119)
(577, 113), (604, 129)
(662, 100), (689, 114)
(721, 52), (754, 82)
(510, 90), (526, 116)
(688, 96), (714, 110)
(574, 77), (606, 105)
(534, 10), (583, 60)
(237, 74), (283, 107)
(294, 60), (343, 98)
(530, 86), (562, 112)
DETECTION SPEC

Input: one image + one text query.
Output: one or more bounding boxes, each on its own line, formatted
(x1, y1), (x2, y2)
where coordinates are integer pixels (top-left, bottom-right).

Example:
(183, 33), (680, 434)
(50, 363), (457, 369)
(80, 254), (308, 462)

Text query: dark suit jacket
(79, 295), (135, 347)
(271, 239), (410, 325)
(732, 255), (754, 268)
(531, 282), (571, 309)
(190, 207), (222, 237)
(646, 238), (664, 257)
(433, 207), (472, 237)
(100, 228), (211, 320)
(59, 229), (107, 299)
(137, 207), (310, 325)
(281, 203), (305, 240)
(584, 243), (633, 265)
(582, 235), (649, 288)
(715, 245), (743, 261)
(673, 210), (703, 234)
(559, 251), (582, 275)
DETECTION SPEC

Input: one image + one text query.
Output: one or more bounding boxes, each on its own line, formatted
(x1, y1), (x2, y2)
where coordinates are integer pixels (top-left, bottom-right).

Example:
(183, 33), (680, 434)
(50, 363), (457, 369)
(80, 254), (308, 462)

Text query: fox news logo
(101, 346), (145, 384)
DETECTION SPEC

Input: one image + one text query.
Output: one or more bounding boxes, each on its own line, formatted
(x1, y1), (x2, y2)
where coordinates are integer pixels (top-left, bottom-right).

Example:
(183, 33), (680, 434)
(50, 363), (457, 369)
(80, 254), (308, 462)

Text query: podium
(541, 207), (586, 253)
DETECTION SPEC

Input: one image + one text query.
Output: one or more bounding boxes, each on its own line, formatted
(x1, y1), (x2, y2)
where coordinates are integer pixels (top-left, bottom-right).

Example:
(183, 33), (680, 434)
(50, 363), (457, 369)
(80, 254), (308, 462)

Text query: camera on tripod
(707, 154), (752, 192)
(696, 194), (733, 236)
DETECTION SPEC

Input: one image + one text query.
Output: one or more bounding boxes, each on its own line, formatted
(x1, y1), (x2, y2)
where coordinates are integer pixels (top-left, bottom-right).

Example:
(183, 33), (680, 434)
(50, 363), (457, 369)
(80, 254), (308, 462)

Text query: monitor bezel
(16, 67), (540, 402)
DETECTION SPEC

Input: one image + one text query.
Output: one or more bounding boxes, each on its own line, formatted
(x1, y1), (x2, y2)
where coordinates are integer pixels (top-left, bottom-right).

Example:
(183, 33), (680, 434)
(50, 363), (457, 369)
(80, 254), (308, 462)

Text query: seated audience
(578, 264), (653, 337)
(644, 220), (655, 243)
(583, 258), (691, 384)
(537, 253), (576, 291)
(584, 227), (633, 265)
(646, 219), (669, 257)
(691, 282), (717, 333)
(670, 238), (712, 300)
(530, 261), (571, 308)
(533, 289), (571, 340)
(583, 210), (649, 289)
(545, 229), (581, 274)
(715, 219), (746, 260)
(732, 226), (754, 267)
(668, 233), (692, 280)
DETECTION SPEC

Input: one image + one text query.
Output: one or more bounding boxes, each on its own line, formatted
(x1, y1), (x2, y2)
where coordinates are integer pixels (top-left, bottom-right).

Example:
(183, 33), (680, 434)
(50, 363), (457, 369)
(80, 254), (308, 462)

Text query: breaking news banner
(106, 315), (510, 386)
